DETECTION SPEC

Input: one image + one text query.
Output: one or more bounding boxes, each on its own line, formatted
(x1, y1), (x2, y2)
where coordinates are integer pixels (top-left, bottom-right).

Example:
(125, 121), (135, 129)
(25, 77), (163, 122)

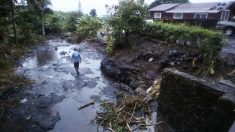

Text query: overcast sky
(50, 0), (231, 16)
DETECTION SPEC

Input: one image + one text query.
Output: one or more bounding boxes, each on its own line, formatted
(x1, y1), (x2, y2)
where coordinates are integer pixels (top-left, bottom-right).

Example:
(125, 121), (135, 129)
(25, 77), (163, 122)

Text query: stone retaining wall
(158, 68), (235, 132)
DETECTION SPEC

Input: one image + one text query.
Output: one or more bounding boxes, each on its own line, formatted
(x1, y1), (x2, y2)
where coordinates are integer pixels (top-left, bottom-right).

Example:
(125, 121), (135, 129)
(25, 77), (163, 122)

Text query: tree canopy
(89, 9), (97, 17)
(108, 0), (147, 46)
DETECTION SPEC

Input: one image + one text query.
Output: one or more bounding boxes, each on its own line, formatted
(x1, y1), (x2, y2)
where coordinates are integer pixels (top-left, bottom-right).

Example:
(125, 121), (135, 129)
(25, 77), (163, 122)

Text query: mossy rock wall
(158, 68), (235, 132)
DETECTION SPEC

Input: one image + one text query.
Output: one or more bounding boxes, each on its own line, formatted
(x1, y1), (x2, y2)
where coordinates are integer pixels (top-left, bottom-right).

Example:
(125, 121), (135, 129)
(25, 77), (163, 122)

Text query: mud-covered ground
(103, 37), (235, 89)
(1, 36), (233, 132)
(0, 39), (123, 132)
(101, 38), (203, 91)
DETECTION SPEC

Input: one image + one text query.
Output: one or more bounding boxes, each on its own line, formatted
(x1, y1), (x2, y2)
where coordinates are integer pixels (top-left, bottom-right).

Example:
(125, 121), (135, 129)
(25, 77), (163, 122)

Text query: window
(194, 13), (208, 19)
(154, 13), (161, 18)
(195, 14), (201, 19)
(201, 14), (208, 19)
(173, 13), (183, 19)
(220, 10), (230, 21)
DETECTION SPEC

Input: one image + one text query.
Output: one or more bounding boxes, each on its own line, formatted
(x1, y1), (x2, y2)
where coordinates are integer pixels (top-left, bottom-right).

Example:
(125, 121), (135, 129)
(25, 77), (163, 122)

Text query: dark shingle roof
(149, 4), (178, 11)
(166, 2), (226, 13)
(149, 2), (234, 13)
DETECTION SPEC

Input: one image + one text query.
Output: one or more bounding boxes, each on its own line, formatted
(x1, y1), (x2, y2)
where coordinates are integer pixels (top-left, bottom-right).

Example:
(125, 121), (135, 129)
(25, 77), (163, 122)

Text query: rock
(149, 57), (154, 62)
(101, 58), (141, 87)
(111, 83), (134, 93)
(20, 98), (28, 103)
(86, 80), (97, 88)
(54, 65), (73, 73)
(62, 80), (75, 91)
(26, 125), (45, 132)
(31, 112), (60, 130)
(100, 58), (122, 79)
(101, 58), (152, 90)
(79, 68), (93, 75)
(75, 80), (86, 88)
(34, 94), (64, 108)
(225, 70), (235, 83)
(59, 51), (67, 55)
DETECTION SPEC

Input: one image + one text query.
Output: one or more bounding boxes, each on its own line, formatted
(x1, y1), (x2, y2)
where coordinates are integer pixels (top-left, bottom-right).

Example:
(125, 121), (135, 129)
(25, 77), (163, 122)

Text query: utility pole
(78, 0), (82, 12)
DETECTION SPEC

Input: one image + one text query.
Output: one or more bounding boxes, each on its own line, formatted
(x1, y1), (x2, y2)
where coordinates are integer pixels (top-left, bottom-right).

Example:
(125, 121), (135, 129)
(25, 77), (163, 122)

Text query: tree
(32, 0), (52, 35)
(0, 0), (19, 44)
(89, 9), (97, 17)
(65, 12), (83, 32)
(149, 0), (188, 9)
(108, 0), (147, 46)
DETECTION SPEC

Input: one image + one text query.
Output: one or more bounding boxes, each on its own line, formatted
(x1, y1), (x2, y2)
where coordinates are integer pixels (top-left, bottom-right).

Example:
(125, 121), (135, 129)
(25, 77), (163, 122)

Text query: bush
(144, 21), (224, 74)
(105, 34), (114, 55)
(76, 16), (103, 39)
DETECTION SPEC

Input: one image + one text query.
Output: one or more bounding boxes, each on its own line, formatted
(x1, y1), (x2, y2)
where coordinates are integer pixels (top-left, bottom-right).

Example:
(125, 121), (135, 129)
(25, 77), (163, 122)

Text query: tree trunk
(10, 0), (18, 45)
(41, 12), (45, 35)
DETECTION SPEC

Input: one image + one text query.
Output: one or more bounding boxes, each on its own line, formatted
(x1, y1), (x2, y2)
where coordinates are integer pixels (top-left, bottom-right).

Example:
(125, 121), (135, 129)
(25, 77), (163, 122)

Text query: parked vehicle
(216, 19), (235, 36)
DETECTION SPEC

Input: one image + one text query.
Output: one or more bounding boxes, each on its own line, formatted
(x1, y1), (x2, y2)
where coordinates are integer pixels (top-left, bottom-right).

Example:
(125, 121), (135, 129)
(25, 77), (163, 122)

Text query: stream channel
(0, 38), (162, 132)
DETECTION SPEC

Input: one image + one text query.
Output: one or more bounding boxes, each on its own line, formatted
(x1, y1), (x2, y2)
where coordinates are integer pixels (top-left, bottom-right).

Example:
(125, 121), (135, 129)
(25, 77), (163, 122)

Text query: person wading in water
(71, 48), (81, 75)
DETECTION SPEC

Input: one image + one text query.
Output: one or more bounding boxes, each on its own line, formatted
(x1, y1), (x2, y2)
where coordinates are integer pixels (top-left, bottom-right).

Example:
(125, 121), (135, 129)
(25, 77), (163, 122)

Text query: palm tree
(9, 0), (18, 45)
(32, 0), (52, 35)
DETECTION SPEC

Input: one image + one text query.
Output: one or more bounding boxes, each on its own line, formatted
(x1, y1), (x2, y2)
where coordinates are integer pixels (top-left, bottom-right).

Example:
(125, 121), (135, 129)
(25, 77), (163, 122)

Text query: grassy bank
(0, 37), (44, 94)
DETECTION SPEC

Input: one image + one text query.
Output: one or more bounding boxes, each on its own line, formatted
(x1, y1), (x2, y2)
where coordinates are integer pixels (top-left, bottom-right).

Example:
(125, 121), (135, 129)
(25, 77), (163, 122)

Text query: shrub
(144, 21), (224, 74)
(105, 34), (114, 55)
(76, 16), (103, 39)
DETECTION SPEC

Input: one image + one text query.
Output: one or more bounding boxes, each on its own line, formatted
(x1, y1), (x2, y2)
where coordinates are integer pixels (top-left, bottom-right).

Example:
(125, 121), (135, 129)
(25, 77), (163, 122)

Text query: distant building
(149, 1), (235, 27)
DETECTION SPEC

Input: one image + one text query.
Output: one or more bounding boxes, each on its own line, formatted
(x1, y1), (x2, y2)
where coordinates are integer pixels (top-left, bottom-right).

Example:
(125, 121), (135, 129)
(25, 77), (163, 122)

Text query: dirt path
(0, 39), (119, 132)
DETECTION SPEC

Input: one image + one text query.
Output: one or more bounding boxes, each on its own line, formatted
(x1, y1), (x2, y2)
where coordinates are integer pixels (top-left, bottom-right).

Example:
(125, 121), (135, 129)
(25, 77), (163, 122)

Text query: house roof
(224, 1), (235, 9)
(166, 2), (228, 13)
(149, 4), (178, 12)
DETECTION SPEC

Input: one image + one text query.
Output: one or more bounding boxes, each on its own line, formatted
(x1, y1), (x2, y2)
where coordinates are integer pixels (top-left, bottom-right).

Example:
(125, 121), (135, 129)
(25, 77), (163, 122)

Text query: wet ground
(0, 39), (120, 132)
(220, 37), (235, 66)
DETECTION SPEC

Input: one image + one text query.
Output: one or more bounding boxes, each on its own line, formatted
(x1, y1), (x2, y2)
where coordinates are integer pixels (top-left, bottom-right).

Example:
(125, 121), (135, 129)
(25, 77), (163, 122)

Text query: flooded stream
(15, 39), (118, 132)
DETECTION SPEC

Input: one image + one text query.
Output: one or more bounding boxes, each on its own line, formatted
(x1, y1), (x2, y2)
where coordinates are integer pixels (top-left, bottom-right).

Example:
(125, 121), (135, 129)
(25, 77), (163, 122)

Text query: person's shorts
(74, 62), (79, 68)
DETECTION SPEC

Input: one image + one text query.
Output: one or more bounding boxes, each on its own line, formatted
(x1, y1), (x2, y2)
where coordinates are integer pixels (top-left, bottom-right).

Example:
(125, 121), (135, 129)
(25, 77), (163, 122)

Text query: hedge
(144, 22), (224, 74)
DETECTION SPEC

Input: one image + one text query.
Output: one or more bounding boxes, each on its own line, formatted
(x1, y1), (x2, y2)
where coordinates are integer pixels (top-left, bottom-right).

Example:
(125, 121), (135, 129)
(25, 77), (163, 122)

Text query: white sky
(50, 0), (231, 16)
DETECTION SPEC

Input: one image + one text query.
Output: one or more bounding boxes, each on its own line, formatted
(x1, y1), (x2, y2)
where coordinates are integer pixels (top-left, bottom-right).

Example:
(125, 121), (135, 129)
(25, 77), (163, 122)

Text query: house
(149, 1), (235, 27)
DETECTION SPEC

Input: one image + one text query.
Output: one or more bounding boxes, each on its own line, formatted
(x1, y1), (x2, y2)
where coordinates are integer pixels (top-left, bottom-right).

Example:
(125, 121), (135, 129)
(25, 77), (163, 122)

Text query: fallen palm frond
(95, 95), (160, 132)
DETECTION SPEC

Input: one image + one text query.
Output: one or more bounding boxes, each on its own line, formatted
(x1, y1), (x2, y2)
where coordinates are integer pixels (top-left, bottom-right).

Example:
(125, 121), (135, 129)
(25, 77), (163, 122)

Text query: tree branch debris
(95, 95), (161, 132)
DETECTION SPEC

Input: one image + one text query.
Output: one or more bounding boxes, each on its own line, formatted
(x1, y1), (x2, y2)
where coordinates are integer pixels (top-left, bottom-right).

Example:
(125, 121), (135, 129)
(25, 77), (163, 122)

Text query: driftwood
(95, 95), (161, 132)
(78, 101), (95, 110)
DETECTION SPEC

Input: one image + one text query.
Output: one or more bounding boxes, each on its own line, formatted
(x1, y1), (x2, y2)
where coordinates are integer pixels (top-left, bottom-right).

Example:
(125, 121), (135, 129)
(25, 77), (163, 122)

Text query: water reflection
(36, 49), (57, 66)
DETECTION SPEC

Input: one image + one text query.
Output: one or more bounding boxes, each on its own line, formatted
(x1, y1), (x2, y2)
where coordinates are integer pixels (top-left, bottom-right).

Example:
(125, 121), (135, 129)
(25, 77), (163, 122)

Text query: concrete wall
(158, 68), (235, 132)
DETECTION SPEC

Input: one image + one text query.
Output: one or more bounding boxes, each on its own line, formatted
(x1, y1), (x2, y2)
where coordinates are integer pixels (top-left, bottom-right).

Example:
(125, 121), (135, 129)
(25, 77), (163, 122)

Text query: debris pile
(95, 95), (161, 132)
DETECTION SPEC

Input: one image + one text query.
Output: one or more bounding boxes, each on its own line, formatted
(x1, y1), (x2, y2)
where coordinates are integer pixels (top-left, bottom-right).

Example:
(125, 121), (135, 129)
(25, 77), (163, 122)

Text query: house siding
(182, 13), (194, 20)
(148, 2), (235, 28)
(150, 12), (222, 20)
(207, 13), (221, 20)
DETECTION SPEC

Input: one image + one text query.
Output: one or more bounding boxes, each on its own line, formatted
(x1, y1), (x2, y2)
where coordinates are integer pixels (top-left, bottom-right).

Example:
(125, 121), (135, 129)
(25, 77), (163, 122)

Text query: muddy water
(16, 39), (118, 132)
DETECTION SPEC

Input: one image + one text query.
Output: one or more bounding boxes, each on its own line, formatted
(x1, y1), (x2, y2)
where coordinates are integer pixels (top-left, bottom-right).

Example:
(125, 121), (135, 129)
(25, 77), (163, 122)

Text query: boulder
(101, 58), (143, 89)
